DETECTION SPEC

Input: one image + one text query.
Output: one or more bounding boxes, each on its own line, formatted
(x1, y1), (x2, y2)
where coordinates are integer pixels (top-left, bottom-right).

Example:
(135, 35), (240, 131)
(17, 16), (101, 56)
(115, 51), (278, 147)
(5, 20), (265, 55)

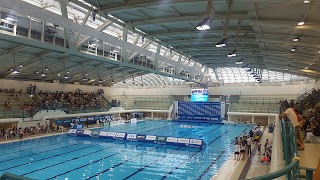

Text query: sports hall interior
(0, 0), (319, 180)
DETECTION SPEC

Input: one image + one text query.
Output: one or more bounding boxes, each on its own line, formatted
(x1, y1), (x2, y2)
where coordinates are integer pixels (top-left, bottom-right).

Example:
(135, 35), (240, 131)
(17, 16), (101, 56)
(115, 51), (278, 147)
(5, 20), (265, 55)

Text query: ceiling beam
(0, 45), (27, 60)
(147, 29), (254, 38)
(59, 0), (73, 49)
(131, 13), (247, 27)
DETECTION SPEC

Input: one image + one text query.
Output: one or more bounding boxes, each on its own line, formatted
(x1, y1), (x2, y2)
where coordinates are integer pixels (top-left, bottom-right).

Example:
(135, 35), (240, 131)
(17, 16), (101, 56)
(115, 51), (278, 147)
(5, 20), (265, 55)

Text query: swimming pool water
(0, 121), (251, 180)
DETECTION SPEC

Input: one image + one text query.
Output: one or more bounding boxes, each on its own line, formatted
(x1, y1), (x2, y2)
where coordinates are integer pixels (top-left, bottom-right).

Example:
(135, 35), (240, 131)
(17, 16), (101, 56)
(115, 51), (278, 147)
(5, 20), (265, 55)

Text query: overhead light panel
(216, 38), (227, 48)
(196, 17), (211, 31)
(83, 77), (88, 81)
(45, 66), (49, 71)
(304, 0), (311, 3)
(293, 37), (299, 42)
(227, 49), (237, 57)
(19, 64), (23, 68)
(236, 59), (243, 64)
(298, 21), (305, 26)
(41, 72), (47, 77)
(98, 79), (104, 83)
(64, 75), (70, 79)
(291, 47), (296, 52)
(13, 69), (20, 74)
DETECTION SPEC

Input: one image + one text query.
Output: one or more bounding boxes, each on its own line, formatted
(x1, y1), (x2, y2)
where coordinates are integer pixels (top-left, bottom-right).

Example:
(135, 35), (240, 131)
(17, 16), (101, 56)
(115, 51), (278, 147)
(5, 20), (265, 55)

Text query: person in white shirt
(234, 143), (240, 161)
(246, 137), (252, 156)
(279, 102), (304, 150)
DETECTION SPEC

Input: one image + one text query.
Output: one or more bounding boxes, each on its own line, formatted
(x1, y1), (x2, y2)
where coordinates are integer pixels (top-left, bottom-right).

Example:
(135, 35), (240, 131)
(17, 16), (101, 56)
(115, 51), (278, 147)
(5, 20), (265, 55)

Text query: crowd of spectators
(280, 89), (320, 145)
(110, 99), (121, 107)
(37, 89), (102, 110)
(0, 88), (25, 111)
(0, 122), (53, 140)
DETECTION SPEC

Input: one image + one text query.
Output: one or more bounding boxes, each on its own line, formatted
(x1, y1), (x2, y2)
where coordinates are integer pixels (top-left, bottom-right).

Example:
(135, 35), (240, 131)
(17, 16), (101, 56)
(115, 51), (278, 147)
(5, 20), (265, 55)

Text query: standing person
(19, 128), (23, 139)
(246, 137), (252, 156)
(234, 143), (240, 161)
(264, 139), (269, 154)
(279, 102), (305, 150)
(249, 130), (254, 138)
(234, 137), (239, 145)
(257, 143), (262, 155)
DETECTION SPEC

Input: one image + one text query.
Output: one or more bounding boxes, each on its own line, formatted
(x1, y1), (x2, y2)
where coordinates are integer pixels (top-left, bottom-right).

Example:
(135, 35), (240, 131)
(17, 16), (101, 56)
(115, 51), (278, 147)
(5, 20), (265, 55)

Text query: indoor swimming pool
(0, 121), (251, 180)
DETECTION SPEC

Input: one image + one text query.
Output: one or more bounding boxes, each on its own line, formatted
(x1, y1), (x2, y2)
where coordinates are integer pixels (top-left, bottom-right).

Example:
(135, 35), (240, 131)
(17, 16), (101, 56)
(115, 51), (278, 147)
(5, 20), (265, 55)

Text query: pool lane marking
(22, 123), (201, 178)
(0, 141), (86, 163)
(160, 129), (232, 180)
(123, 146), (184, 180)
(196, 150), (226, 180)
(122, 125), (224, 179)
(0, 138), (72, 157)
(0, 143), (101, 172)
(0, 135), (66, 150)
(86, 126), (224, 180)
(196, 126), (250, 180)
(43, 125), (221, 180)
(23, 141), (144, 177)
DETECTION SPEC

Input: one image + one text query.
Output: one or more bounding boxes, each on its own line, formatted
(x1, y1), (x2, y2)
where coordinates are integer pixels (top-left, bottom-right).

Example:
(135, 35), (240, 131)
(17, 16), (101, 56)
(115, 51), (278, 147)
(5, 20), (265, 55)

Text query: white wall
(0, 79), (318, 97)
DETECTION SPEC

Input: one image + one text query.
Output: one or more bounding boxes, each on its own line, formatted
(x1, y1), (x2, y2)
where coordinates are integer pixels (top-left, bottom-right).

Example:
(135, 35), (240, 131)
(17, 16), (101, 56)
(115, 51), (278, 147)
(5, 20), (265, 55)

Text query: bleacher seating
(0, 90), (35, 118)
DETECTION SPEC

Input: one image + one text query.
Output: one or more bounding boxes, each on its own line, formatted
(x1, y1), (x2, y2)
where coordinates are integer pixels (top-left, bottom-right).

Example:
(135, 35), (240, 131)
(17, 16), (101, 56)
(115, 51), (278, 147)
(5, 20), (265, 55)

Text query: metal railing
(246, 118), (315, 180)
(228, 107), (278, 113)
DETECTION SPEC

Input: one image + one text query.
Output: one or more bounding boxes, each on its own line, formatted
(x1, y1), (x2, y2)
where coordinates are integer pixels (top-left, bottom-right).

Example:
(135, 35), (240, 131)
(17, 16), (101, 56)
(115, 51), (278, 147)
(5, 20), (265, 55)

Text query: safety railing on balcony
(228, 107), (278, 113)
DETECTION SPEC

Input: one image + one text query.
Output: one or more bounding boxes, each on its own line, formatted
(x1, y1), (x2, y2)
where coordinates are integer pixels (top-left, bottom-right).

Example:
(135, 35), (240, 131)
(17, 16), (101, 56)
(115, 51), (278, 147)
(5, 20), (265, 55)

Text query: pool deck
(212, 127), (272, 180)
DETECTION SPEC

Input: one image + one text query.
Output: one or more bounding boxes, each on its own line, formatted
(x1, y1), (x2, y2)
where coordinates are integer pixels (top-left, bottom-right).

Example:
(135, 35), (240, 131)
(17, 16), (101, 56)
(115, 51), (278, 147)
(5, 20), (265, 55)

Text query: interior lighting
(41, 73), (47, 77)
(66, 71), (70, 74)
(227, 49), (237, 57)
(83, 77), (88, 81)
(216, 38), (227, 47)
(293, 37), (299, 42)
(64, 75), (70, 79)
(57, 73), (60, 76)
(236, 59), (243, 64)
(45, 66), (49, 71)
(196, 17), (211, 31)
(298, 21), (305, 26)
(304, 0), (311, 3)
(19, 64), (23, 68)
(99, 79), (103, 83)
(13, 69), (20, 74)
(291, 47), (296, 52)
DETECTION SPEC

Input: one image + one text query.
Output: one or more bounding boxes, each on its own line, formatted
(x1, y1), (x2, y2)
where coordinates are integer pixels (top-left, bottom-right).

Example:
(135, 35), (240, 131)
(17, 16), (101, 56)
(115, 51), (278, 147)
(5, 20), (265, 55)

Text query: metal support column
(154, 44), (161, 70)
(121, 27), (128, 62)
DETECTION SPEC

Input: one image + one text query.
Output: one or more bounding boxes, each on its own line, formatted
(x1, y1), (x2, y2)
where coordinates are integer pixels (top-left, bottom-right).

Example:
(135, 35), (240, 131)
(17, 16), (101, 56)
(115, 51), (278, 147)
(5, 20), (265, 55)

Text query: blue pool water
(0, 121), (251, 180)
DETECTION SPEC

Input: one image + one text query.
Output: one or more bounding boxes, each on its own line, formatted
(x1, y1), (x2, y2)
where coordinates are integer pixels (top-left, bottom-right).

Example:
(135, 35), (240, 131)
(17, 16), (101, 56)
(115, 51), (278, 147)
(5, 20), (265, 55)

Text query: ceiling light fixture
(236, 59), (243, 64)
(19, 64), (23, 68)
(196, 17), (211, 31)
(293, 37), (299, 42)
(41, 73), (47, 77)
(298, 21), (305, 26)
(216, 38), (227, 47)
(13, 69), (20, 74)
(227, 49), (237, 57)
(304, 0), (311, 3)
(83, 77), (88, 81)
(64, 75), (70, 79)
(45, 66), (49, 71)
(291, 47), (296, 52)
